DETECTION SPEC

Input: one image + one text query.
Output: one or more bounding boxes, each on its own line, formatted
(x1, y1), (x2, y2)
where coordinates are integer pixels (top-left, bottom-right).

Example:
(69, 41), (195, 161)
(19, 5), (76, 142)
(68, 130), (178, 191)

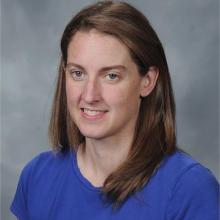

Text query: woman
(11, 1), (219, 219)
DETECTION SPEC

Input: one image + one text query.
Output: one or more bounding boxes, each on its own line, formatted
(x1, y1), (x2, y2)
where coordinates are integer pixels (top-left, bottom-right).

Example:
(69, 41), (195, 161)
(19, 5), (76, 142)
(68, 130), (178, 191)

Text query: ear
(140, 66), (159, 97)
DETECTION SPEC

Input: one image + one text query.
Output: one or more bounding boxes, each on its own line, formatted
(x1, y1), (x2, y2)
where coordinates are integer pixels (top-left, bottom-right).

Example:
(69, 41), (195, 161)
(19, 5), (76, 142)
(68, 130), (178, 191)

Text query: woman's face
(65, 30), (148, 141)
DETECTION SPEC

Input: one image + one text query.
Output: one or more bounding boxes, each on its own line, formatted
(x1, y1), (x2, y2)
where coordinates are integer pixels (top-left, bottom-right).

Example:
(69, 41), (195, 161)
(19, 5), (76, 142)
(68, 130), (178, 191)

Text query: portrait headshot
(1, 0), (219, 220)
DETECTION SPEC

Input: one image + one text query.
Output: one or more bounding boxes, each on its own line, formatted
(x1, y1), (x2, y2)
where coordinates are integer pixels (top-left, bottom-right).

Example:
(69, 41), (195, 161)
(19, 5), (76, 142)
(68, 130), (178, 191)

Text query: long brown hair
(49, 1), (176, 209)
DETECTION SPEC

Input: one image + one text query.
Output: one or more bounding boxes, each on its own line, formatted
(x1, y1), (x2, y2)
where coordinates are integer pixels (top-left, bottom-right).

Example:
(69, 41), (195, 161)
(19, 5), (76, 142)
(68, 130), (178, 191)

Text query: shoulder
(161, 149), (219, 197)
(11, 150), (72, 219)
(165, 150), (219, 196)
(20, 150), (71, 181)
(158, 149), (218, 186)
(16, 149), (72, 199)
(151, 149), (219, 198)
(162, 150), (219, 219)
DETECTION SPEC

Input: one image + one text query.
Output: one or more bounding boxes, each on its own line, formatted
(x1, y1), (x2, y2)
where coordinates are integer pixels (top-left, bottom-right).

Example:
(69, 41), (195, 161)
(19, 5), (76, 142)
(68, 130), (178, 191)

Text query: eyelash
(68, 70), (120, 82)
(105, 72), (119, 81)
(69, 70), (85, 81)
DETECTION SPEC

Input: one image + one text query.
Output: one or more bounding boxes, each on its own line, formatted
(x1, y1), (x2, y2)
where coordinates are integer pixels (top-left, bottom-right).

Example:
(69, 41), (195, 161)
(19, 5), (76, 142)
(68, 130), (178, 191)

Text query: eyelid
(104, 71), (120, 81)
(105, 70), (120, 75)
(69, 69), (86, 80)
(66, 66), (81, 72)
(66, 67), (122, 81)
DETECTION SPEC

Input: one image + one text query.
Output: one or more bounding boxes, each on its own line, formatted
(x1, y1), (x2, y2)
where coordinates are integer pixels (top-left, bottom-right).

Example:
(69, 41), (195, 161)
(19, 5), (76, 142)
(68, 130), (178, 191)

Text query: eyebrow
(66, 62), (127, 72)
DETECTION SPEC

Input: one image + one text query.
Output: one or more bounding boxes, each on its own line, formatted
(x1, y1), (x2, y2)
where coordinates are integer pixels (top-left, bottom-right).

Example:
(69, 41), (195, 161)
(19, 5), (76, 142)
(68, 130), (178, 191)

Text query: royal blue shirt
(10, 149), (219, 220)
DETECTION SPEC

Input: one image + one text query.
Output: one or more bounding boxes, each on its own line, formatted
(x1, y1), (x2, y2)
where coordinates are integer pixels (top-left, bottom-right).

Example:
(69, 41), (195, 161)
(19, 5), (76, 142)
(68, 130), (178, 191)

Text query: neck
(77, 135), (133, 187)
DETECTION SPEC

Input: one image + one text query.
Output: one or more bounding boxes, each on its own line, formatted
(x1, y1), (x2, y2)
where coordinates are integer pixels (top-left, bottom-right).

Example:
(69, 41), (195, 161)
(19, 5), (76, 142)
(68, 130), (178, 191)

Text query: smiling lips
(81, 108), (108, 120)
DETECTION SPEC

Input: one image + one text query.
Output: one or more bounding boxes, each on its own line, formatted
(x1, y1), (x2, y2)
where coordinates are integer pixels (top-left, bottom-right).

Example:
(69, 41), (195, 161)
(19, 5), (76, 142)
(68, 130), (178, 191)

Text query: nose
(81, 78), (101, 103)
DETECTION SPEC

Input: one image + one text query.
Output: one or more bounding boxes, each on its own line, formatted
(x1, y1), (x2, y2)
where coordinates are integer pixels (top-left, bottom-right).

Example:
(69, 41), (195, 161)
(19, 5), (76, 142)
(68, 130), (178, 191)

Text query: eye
(105, 72), (119, 81)
(70, 70), (85, 81)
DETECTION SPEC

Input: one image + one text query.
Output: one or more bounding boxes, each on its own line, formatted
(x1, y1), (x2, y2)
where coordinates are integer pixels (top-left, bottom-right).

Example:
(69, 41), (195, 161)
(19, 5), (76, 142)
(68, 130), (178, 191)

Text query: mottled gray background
(1, 0), (219, 219)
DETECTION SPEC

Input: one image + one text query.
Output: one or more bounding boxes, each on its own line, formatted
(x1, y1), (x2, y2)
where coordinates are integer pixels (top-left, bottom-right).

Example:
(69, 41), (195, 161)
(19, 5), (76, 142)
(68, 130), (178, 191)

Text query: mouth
(80, 108), (108, 119)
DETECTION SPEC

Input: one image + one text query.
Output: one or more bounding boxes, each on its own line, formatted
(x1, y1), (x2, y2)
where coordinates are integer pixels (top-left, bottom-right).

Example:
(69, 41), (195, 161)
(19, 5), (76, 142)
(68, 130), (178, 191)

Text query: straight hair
(49, 0), (176, 209)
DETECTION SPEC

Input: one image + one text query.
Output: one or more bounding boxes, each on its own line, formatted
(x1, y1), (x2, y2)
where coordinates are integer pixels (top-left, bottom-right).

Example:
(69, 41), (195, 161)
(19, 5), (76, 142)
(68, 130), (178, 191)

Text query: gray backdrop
(1, 0), (219, 219)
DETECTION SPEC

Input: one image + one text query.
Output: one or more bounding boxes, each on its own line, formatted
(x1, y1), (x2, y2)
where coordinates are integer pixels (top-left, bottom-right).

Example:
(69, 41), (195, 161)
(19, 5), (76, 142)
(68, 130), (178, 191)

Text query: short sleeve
(165, 164), (220, 220)
(10, 156), (39, 220)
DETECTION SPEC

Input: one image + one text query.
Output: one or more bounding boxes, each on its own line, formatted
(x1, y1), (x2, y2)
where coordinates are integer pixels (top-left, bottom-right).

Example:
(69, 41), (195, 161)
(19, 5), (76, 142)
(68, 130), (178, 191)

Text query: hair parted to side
(49, 0), (176, 209)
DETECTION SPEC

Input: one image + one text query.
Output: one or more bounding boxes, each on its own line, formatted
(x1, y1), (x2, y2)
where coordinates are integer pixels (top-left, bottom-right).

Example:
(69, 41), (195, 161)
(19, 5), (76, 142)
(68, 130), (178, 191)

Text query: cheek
(65, 80), (81, 105)
(104, 84), (140, 109)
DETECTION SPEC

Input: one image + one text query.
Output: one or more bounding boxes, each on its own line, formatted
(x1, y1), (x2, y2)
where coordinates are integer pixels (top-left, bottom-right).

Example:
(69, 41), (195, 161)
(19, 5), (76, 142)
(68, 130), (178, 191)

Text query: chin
(78, 127), (107, 140)
(82, 133), (107, 140)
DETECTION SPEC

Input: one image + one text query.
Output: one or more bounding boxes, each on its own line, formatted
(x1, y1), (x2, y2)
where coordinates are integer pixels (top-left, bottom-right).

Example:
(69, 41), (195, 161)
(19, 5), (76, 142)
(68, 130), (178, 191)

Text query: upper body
(11, 149), (219, 220)
(10, 1), (220, 220)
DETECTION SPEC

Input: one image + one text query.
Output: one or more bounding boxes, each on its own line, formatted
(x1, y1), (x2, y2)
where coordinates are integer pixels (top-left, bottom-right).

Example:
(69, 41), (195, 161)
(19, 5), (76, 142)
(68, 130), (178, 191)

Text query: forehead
(67, 30), (134, 67)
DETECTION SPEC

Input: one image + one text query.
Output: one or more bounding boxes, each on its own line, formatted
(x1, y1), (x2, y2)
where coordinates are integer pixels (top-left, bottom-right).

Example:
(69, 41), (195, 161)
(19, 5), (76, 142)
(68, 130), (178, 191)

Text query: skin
(65, 30), (158, 186)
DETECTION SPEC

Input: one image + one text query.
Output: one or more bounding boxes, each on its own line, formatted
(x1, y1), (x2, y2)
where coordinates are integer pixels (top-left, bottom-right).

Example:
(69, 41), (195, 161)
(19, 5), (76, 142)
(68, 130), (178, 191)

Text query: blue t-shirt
(10, 149), (219, 220)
